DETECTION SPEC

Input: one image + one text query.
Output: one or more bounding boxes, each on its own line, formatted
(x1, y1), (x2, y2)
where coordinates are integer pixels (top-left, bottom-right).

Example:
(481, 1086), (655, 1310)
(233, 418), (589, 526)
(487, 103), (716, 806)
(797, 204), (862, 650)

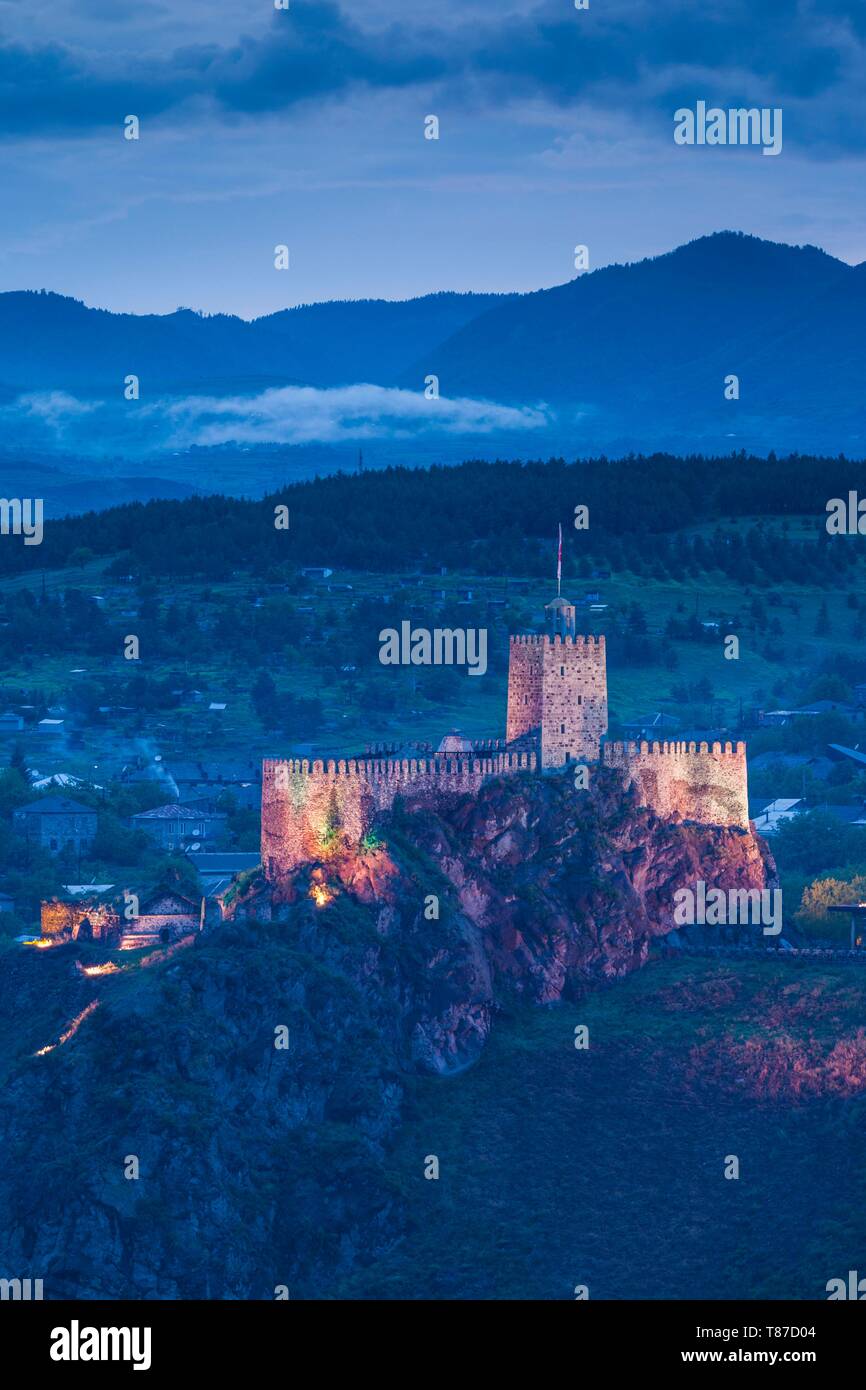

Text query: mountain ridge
(3, 231), (865, 461)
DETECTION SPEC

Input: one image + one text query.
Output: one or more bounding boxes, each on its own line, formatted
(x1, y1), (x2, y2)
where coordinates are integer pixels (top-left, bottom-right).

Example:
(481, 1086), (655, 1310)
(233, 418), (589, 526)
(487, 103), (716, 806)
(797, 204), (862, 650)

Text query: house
(749, 798), (805, 834)
(748, 752), (833, 781)
(121, 760), (179, 796)
(0, 712), (24, 733)
(187, 783), (259, 814)
(37, 718), (64, 737)
(168, 760), (260, 793)
(758, 710), (798, 728)
(119, 888), (201, 949)
(183, 851), (260, 895)
(828, 743), (866, 770)
(796, 700), (863, 722)
(14, 797), (97, 855)
(761, 702), (861, 728)
(300, 566), (333, 580)
(131, 804), (227, 850)
(621, 712), (681, 739)
(31, 772), (93, 792)
(41, 890), (120, 943)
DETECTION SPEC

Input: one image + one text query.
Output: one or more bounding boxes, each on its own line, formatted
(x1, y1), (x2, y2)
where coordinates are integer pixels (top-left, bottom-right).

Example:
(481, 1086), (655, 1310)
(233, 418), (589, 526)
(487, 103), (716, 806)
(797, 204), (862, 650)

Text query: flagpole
(557, 523), (562, 598)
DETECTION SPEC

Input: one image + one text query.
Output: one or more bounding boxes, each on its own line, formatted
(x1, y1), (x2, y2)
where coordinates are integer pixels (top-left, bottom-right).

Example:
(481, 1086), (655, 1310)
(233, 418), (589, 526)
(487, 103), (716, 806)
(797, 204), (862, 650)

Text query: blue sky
(1, 0), (865, 316)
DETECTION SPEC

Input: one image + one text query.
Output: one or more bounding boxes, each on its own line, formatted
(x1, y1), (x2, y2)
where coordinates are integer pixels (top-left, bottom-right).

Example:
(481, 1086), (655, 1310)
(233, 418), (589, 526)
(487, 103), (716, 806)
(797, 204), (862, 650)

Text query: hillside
(412, 233), (866, 452)
(346, 956), (866, 1300)
(0, 765), (780, 1298)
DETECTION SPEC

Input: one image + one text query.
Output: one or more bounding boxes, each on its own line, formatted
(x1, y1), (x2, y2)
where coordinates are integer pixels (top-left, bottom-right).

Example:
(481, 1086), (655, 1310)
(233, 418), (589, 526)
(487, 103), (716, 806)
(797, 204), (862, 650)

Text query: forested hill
(0, 453), (861, 584)
(0, 289), (512, 394)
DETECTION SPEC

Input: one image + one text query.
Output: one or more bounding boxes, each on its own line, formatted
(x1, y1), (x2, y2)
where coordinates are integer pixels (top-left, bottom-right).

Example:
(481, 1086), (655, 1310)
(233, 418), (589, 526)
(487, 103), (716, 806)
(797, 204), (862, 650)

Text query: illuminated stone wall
(603, 740), (749, 829)
(261, 752), (538, 875)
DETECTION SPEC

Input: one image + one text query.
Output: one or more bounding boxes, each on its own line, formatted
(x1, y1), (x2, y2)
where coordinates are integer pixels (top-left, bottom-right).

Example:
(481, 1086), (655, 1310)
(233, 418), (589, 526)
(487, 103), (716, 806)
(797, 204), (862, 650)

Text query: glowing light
(79, 962), (120, 977)
(33, 1000), (100, 1058)
(25, 937), (57, 949)
(310, 883), (332, 908)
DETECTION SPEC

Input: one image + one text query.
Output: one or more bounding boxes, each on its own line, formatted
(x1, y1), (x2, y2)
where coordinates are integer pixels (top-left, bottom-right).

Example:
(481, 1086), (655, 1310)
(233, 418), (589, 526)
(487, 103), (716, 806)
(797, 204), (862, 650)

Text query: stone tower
(506, 593), (608, 768)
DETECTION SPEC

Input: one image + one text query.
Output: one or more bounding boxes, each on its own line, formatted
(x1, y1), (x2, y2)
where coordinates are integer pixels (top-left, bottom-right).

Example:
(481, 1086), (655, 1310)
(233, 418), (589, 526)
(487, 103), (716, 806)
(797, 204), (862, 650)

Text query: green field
(1, 513), (861, 780)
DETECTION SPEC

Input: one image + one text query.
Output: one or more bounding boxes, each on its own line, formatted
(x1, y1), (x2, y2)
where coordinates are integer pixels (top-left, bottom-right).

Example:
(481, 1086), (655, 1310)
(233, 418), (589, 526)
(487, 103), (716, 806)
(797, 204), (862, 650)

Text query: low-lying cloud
(2, 383), (550, 455)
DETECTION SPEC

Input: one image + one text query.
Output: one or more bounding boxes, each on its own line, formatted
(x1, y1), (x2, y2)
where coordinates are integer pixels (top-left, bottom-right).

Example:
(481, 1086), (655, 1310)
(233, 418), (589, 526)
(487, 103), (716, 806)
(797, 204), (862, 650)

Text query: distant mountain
(2, 232), (866, 459)
(409, 231), (866, 449)
(0, 289), (513, 395)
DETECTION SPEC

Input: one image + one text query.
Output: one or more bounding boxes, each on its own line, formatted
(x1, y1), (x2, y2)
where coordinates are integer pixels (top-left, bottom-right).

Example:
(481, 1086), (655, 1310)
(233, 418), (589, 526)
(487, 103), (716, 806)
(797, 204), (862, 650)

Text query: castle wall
(602, 740), (749, 829)
(261, 752), (537, 875)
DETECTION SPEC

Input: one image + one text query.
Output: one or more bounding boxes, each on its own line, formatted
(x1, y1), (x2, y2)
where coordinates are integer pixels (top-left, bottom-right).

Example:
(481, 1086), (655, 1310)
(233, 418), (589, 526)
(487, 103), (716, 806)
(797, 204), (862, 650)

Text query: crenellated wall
(262, 751), (538, 875)
(602, 740), (749, 829)
(262, 635), (750, 877)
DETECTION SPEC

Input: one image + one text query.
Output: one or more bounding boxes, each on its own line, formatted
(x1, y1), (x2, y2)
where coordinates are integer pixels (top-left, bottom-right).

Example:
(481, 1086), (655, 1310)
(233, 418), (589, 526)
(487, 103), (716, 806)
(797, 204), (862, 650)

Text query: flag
(557, 523), (562, 594)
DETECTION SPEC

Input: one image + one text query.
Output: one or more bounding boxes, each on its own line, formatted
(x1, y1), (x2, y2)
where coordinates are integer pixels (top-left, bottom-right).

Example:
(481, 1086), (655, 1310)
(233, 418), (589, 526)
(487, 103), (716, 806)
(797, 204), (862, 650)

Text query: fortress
(261, 591), (750, 876)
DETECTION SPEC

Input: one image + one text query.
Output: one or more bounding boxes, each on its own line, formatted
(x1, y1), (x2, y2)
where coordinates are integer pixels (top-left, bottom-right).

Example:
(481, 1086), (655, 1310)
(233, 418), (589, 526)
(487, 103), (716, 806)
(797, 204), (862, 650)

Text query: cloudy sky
(1, 0), (865, 316)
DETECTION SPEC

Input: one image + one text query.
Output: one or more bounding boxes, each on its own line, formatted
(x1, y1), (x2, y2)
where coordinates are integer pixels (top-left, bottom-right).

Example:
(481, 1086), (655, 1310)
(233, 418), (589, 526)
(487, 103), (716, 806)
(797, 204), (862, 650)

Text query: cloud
(0, 3), (447, 134)
(0, 384), (550, 454)
(1, 0), (865, 152)
(157, 383), (550, 447)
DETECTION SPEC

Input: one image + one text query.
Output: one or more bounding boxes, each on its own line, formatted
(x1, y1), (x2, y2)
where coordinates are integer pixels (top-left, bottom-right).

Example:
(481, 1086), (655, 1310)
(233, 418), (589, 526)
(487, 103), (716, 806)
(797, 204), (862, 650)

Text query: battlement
(603, 739), (748, 828)
(263, 752), (534, 783)
(509, 633), (606, 649)
(262, 751), (537, 874)
(604, 740), (746, 760)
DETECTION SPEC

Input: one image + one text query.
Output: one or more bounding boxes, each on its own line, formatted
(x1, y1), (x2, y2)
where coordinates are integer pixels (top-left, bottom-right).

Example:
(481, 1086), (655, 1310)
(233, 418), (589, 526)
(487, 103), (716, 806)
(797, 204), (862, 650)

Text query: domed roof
(545, 594), (575, 610)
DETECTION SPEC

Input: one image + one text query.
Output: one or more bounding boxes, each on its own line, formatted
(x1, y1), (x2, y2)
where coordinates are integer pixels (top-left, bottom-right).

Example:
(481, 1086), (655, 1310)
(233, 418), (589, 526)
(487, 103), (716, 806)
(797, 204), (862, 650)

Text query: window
(560, 723), (565, 734)
(577, 694), (582, 705)
(560, 665), (565, 676)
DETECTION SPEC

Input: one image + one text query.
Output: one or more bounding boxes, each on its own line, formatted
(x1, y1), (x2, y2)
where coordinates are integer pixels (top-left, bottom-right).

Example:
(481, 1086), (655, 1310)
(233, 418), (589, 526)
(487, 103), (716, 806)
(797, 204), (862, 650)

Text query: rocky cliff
(0, 766), (775, 1297)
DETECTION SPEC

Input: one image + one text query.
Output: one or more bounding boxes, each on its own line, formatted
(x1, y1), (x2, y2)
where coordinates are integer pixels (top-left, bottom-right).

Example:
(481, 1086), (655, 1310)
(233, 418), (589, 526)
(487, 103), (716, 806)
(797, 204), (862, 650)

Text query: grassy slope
(338, 957), (866, 1300)
(1, 515), (861, 778)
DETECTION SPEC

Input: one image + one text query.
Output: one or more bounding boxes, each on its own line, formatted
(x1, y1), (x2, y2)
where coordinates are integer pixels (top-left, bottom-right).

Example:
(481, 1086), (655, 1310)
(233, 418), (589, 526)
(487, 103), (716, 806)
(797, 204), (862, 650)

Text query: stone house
(14, 797), (97, 856)
(41, 891), (120, 943)
(131, 804), (227, 850)
(119, 888), (201, 949)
